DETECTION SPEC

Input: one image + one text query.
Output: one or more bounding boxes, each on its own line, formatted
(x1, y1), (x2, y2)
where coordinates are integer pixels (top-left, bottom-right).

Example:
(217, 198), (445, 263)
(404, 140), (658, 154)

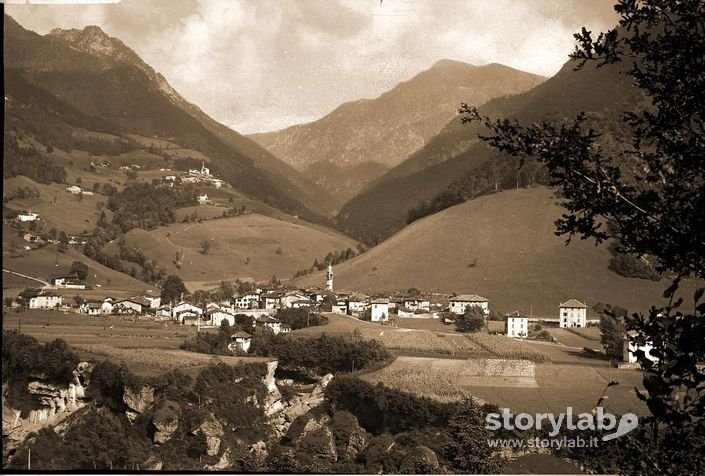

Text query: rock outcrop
(192, 414), (224, 456)
(123, 385), (155, 422)
(267, 372), (334, 437)
(152, 400), (180, 444)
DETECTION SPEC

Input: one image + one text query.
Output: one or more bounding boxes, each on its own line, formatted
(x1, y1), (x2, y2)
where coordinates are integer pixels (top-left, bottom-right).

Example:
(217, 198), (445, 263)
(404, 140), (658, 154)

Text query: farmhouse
(370, 298), (389, 322)
(25, 289), (62, 309)
(449, 294), (489, 315)
(559, 299), (587, 328)
(81, 302), (102, 316)
(261, 292), (283, 310)
(197, 193), (209, 204)
(281, 291), (309, 309)
(65, 185), (82, 195)
(505, 311), (529, 338)
(307, 288), (336, 303)
(143, 296), (161, 309)
(332, 300), (347, 314)
(17, 211), (39, 222)
(229, 331), (252, 353)
(157, 305), (171, 318)
(401, 297), (430, 312)
(234, 292), (260, 309)
(23, 233), (42, 244)
(255, 315), (283, 334)
(347, 293), (369, 315)
(50, 275), (86, 289)
(101, 298), (114, 314)
(172, 302), (203, 319)
(207, 309), (235, 327)
(291, 299), (316, 309)
(113, 297), (150, 315)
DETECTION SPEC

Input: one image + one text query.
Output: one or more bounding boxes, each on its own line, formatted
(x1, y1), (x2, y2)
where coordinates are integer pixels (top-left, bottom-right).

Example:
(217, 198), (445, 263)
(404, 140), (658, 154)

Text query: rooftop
(560, 299), (587, 308)
(450, 294), (488, 302)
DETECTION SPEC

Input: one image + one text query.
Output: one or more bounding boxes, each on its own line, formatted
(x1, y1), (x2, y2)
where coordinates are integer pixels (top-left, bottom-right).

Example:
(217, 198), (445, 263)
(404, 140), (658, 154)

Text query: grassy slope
(2, 239), (150, 298)
(296, 187), (702, 315)
(101, 213), (357, 289)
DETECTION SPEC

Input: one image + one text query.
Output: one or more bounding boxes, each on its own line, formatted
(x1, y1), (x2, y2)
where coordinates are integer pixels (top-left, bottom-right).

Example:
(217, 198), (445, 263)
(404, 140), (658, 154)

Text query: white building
(505, 311), (529, 338)
(17, 211), (39, 222)
(370, 298), (389, 322)
(261, 293), (282, 310)
(208, 309), (235, 327)
(402, 298), (430, 312)
(65, 185), (82, 195)
(29, 292), (62, 309)
(101, 298), (115, 315)
(144, 296), (161, 309)
(449, 294), (489, 315)
(113, 298), (147, 314)
(281, 292), (309, 309)
(229, 331), (252, 353)
(623, 331), (658, 364)
(255, 316), (283, 334)
(332, 300), (347, 314)
(234, 292), (260, 309)
(559, 299), (587, 328)
(172, 302), (203, 319)
(197, 193), (209, 204)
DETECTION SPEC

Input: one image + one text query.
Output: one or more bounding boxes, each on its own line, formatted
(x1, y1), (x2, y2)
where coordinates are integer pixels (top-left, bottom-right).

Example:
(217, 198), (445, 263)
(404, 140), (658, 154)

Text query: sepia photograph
(2, 0), (704, 473)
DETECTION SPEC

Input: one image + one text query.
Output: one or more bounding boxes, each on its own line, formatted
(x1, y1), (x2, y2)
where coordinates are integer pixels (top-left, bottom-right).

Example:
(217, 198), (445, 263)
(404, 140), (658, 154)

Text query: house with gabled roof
(229, 331), (252, 353)
(255, 315), (283, 334)
(449, 294), (489, 315)
(207, 309), (235, 327)
(559, 299), (587, 328)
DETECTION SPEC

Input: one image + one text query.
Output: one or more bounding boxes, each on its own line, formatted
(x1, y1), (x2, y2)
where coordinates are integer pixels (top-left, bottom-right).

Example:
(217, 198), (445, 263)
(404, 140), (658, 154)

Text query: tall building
(326, 263), (333, 291)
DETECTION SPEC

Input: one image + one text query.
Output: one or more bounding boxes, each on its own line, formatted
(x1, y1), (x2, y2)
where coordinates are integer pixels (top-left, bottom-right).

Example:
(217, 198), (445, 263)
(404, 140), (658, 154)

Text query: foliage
(292, 247), (360, 278)
(161, 275), (187, 304)
(462, 0), (705, 469)
(455, 305), (486, 332)
(248, 332), (391, 375)
(2, 330), (79, 383)
(199, 239), (211, 255)
(3, 135), (67, 184)
(324, 375), (454, 435)
(107, 182), (197, 232)
(440, 397), (505, 473)
(596, 305), (627, 359)
(179, 322), (234, 355)
(608, 251), (661, 281)
(70, 260), (89, 281)
(274, 308), (327, 330)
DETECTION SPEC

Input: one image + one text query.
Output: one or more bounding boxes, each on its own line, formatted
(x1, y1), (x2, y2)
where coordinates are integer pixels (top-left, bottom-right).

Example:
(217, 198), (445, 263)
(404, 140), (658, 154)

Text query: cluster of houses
(504, 299), (588, 338)
(166, 161), (224, 189)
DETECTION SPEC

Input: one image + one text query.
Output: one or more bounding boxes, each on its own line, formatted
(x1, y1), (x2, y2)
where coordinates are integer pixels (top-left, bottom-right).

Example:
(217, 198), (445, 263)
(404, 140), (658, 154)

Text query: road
(3, 269), (50, 287)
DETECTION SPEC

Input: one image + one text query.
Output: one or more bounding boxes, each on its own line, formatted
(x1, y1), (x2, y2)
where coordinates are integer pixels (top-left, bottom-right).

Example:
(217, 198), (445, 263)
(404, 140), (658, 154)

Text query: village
(9, 260), (651, 366)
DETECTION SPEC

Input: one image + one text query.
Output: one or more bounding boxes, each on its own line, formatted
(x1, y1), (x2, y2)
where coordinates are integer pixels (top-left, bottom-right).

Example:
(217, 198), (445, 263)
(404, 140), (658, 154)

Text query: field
(293, 313), (483, 355)
(363, 356), (537, 402)
(101, 216), (357, 288)
(2, 241), (149, 299)
(3, 176), (111, 234)
(466, 333), (551, 361)
(294, 187), (704, 315)
(1, 310), (199, 349)
(565, 326), (601, 341)
(73, 344), (270, 376)
(365, 354), (647, 416)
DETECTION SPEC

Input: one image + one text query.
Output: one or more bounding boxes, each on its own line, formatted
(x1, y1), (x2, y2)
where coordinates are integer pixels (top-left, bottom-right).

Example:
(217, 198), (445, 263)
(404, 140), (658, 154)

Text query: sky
(6, 0), (619, 134)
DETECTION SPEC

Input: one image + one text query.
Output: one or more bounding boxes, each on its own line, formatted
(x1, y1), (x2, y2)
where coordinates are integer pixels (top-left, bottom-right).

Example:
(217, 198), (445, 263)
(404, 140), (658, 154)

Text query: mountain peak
(48, 25), (140, 65)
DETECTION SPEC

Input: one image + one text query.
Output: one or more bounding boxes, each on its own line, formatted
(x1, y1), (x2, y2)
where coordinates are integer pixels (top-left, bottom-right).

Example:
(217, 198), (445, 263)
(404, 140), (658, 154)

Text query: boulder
(152, 400), (180, 444)
(192, 414), (224, 456)
(123, 385), (155, 416)
(205, 447), (233, 471)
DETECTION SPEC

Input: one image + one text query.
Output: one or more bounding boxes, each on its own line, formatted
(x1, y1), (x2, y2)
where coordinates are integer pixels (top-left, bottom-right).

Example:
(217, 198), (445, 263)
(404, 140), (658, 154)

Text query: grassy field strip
(466, 333), (551, 361)
(363, 356), (538, 402)
(72, 343), (270, 372)
(565, 326), (601, 341)
(356, 327), (482, 355)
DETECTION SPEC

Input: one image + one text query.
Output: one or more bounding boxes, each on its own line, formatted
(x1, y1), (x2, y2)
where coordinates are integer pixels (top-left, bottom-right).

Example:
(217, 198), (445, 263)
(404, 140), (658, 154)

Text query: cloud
(5, 0), (618, 133)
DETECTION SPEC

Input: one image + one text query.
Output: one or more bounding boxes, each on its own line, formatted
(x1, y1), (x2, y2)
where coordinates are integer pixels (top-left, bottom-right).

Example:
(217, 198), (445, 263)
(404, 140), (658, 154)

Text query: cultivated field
(565, 326), (601, 341)
(467, 333), (551, 361)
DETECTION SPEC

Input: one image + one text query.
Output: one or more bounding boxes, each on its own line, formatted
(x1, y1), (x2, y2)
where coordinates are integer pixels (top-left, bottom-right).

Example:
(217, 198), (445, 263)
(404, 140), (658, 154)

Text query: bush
(275, 308), (327, 330)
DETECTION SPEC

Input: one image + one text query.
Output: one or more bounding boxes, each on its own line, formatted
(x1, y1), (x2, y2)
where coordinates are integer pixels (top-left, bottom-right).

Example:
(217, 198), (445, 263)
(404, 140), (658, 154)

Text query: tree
(70, 261), (89, 281)
(199, 239), (211, 255)
(462, 0), (704, 469)
(218, 281), (234, 301)
(161, 275), (187, 304)
(598, 306), (627, 360)
(455, 306), (485, 333)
